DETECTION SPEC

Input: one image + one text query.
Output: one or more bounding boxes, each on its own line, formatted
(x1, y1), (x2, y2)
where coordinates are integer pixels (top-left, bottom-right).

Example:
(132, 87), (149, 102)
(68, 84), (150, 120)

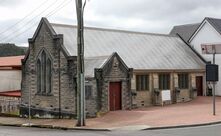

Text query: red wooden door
(196, 76), (203, 96)
(109, 82), (122, 111)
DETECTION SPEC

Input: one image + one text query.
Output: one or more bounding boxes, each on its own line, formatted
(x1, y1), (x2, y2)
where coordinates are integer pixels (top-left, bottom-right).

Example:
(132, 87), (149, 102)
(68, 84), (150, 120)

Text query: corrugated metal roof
(51, 23), (205, 70)
(0, 56), (24, 67)
(85, 55), (110, 77)
(170, 23), (200, 43)
(0, 90), (21, 97)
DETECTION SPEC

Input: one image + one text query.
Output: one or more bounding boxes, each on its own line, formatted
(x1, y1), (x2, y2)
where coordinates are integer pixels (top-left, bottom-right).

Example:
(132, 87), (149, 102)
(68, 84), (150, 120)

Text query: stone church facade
(20, 18), (206, 118)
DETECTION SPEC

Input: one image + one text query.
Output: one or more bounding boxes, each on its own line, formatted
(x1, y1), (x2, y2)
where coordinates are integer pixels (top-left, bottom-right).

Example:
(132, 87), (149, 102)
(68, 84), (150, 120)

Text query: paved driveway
(86, 96), (221, 128)
(0, 96), (221, 129)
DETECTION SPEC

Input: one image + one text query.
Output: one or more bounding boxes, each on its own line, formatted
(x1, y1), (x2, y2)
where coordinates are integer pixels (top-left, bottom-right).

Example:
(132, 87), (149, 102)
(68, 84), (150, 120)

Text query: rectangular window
(159, 74), (170, 90)
(178, 73), (189, 89)
(85, 85), (92, 100)
(136, 75), (149, 91)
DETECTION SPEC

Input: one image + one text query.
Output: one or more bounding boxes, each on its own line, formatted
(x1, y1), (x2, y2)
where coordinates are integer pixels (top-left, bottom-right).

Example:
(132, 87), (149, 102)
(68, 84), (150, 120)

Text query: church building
(20, 18), (206, 118)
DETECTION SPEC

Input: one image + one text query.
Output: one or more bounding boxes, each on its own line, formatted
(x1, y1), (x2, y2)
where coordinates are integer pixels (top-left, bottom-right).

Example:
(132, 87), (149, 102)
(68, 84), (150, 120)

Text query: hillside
(0, 43), (27, 57)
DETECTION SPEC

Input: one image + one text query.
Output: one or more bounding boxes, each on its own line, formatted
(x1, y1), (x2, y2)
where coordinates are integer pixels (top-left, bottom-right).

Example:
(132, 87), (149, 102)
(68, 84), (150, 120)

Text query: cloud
(1, 0), (221, 46)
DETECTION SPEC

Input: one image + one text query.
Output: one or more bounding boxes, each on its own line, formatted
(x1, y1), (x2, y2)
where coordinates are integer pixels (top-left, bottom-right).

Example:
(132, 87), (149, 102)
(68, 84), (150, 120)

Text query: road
(0, 124), (220, 136)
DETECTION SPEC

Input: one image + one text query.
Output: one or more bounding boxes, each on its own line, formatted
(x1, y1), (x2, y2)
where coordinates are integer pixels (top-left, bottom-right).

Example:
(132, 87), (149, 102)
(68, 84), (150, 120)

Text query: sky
(1, 0), (221, 47)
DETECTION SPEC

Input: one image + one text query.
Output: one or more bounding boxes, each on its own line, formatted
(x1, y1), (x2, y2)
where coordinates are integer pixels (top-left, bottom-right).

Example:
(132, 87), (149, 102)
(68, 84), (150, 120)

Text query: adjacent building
(20, 18), (206, 118)
(0, 55), (23, 114)
(170, 17), (221, 96)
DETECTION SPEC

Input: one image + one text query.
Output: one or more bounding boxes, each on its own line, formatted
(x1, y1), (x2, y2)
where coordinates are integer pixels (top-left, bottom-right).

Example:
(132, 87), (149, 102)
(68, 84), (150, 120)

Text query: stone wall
(131, 73), (153, 107)
(21, 21), (77, 118)
(96, 54), (132, 113)
(85, 78), (97, 117)
(132, 71), (205, 107)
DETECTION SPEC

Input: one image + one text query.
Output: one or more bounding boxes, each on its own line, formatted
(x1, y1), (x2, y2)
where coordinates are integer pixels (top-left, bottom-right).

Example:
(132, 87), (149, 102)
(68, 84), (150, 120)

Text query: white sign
(161, 90), (171, 101)
(201, 43), (221, 54)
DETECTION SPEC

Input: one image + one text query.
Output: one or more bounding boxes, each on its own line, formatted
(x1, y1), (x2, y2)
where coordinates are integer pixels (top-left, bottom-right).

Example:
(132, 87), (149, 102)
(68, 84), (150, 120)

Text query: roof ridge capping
(172, 22), (200, 28)
(50, 22), (178, 38)
(85, 55), (111, 59)
(205, 17), (221, 20)
(0, 55), (25, 58)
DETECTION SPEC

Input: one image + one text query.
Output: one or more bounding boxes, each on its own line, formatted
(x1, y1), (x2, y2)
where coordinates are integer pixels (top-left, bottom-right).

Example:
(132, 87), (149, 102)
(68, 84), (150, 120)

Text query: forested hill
(0, 43), (27, 57)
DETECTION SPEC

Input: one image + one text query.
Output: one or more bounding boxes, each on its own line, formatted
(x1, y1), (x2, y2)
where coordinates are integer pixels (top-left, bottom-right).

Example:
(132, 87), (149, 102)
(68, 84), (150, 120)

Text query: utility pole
(75, 0), (86, 126)
(212, 52), (216, 115)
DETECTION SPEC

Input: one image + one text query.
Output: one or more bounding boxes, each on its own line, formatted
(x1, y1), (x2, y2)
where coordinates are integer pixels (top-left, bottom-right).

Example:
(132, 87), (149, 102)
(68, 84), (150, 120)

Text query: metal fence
(0, 97), (20, 115)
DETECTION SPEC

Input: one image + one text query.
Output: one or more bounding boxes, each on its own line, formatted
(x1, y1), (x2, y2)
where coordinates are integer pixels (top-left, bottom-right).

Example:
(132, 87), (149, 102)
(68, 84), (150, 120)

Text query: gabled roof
(189, 17), (221, 42)
(85, 52), (130, 78)
(50, 21), (205, 71)
(170, 17), (221, 43)
(205, 17), (221, 35)
(0, 55), (24, 67)
(170, 23), (200, 43)
(85, 55), (110, 77)
(23, 18), (70, 63)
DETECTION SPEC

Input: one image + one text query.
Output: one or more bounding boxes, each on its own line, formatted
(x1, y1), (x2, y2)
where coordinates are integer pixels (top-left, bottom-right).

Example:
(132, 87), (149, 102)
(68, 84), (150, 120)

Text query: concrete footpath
(0, 96), (221, 131)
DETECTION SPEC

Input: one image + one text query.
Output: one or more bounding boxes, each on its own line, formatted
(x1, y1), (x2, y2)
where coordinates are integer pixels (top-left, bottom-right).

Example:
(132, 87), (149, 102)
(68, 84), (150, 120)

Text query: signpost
(201, 43), (220, 115)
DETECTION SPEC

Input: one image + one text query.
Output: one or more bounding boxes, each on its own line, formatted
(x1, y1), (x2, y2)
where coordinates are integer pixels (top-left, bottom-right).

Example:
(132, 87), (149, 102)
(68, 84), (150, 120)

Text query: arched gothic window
(37, 50), (52, 95)
(37, 59), (41, 93)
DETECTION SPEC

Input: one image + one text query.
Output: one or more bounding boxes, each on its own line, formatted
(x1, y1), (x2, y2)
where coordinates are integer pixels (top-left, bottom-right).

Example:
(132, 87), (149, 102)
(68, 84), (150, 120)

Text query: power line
(1, 0), (61, 42)
(4, 0), (73, 43)
(1, 0), (60, 42)
(0, 0), (49, 37)
(46, 0), (73, 17)
(3, 0), (73, 43)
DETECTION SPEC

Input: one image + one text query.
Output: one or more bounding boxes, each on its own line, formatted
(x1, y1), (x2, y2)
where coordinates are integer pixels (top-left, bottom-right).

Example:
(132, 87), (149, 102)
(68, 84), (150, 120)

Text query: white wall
(190, 21), (221, 96)
(0, 70), (21, 92)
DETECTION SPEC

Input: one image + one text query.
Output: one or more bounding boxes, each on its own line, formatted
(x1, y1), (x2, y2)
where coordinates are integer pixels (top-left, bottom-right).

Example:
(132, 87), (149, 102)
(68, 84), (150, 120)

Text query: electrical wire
(0, 0), (49, 37)
(46, 0), (72, 17)
(4, 0), (73, 43)
(0, 0), (60, 42)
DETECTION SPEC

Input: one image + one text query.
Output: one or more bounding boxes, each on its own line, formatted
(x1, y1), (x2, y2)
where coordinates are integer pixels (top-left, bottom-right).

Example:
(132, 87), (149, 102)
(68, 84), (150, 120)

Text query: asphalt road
(0, 124), (220, 136)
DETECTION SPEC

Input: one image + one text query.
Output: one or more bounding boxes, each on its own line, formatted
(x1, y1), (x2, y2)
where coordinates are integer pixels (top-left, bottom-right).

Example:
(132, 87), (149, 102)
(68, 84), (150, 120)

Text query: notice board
(161, 90), (171, 105)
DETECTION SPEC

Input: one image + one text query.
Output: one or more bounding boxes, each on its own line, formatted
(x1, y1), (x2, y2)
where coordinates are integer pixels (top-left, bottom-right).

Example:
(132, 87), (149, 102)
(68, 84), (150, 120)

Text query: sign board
(206, 64), (219, 81)
(161, 90), (171, 101)
(201, 44), (221, 54)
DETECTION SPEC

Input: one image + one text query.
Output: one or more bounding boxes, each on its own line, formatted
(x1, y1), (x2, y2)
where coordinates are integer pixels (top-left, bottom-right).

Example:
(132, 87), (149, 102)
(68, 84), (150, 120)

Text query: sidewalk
(0, 96), (221, 130)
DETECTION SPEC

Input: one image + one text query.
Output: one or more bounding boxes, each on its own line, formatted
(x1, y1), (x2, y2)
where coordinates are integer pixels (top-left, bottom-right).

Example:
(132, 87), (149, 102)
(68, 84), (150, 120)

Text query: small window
(85, 85), (92, 100)
(178, 73), (189, 89)
(136, 75), (149, 91)
(159, 74), (170, 90)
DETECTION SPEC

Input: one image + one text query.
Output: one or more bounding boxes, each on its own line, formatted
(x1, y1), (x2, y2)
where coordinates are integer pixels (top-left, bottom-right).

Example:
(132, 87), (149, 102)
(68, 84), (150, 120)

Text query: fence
(0, 96), (20, 115)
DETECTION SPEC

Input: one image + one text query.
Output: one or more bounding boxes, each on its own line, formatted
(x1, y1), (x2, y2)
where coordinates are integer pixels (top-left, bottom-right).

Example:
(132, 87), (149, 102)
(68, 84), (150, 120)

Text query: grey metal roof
(204, 17), (221, 35)
(51, 23), (205, 71)
(170, 23), (200, 43)
(170, 17), (221, 43)
(85, 55), (109, 77)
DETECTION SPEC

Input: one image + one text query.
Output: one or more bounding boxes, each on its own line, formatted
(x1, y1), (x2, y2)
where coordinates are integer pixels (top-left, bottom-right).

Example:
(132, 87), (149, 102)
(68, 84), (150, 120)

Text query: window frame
(85, 85), (92, 100)
(136, 75), (149, 91)
(178, 73), (189, 89)
(36, 49), (53, 96)
(159, 73), (170, 90)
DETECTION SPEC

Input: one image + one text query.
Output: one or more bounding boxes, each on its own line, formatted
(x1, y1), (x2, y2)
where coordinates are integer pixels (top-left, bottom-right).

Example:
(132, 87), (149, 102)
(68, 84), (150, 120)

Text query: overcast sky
(1, 0), (221, 46)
